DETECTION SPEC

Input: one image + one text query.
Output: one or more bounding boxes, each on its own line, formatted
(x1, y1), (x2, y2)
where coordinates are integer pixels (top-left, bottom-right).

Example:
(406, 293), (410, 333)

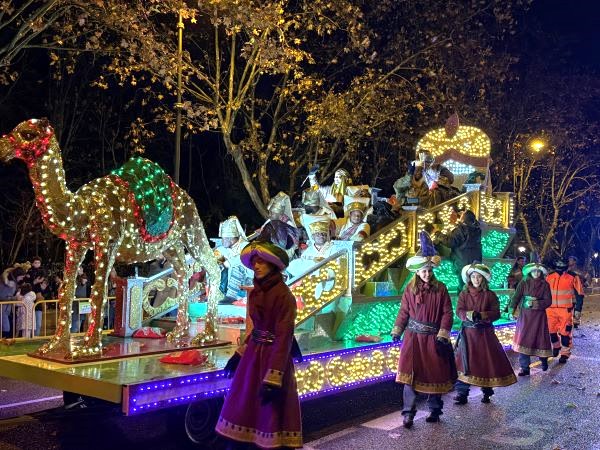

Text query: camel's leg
(76, 238), (121, 357)
(164, 246), (190, 342)
(181, 207), (221, 345)
(36, 241), (88, 357)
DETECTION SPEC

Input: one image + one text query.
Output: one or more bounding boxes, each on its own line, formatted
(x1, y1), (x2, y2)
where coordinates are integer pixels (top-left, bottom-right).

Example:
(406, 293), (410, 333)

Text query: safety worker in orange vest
(545, 259), (584, 364)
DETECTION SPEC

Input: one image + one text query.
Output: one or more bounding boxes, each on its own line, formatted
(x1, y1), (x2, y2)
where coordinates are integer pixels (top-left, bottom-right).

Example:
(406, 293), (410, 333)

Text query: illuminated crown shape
(416, 114), (491, 168)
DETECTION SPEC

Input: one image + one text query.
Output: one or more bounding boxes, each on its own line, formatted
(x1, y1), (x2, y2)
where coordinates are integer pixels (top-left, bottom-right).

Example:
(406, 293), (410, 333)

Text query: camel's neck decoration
(0, 119), (223, 359)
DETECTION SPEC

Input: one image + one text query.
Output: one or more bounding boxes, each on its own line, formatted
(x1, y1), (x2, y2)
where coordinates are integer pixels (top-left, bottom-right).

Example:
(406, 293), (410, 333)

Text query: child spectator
(16, 283), (36, 338)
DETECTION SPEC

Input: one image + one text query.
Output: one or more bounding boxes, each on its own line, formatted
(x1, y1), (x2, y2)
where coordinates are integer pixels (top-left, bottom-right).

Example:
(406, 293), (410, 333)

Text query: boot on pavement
(558, 355), (568, 364)
(403, 414), (414, 429)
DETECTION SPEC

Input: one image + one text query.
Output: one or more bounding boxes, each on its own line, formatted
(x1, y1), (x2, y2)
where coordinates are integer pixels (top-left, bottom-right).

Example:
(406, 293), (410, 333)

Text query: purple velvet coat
(394, 280), (455, 394)
(510, 277), (553, 357)
(215, 272), (302, 449)
(455, 287), (517, 387)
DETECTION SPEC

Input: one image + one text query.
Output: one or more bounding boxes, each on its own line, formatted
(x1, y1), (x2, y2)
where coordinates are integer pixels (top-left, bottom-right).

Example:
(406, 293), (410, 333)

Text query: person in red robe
(216, 241), (302, 449)
(508, 262), (553, 375)
(454, 263), (517, 405)
(391, 232), (456, 429)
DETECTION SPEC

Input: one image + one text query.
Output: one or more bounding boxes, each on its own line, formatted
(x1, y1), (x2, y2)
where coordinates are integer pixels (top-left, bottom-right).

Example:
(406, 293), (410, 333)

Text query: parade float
(0, 118), (517, 444)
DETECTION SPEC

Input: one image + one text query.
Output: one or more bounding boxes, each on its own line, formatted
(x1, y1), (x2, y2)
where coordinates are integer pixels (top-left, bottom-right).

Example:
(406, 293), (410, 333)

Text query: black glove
(223, 352), (241, 378)
(260, 383), (281, 405)
(392, 333), (402, 342)
(435, 337), (450, 357)
(472, 311), (482, 322)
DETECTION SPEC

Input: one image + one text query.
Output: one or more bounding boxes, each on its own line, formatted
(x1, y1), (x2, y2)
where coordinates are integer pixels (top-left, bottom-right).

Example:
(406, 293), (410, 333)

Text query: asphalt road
(0, 298), (599, 450)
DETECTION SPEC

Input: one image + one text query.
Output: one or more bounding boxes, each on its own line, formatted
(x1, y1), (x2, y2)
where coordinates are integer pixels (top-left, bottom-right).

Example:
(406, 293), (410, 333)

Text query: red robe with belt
(510, 277), (553, 357)
(455, 287), (517, 387)
(216, 272), (302, 448)
(393, 281), (455, 394)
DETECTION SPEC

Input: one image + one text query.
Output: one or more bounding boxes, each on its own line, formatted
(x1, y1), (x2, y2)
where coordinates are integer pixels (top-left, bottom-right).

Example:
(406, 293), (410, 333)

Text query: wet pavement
(0, 298), (598, 449)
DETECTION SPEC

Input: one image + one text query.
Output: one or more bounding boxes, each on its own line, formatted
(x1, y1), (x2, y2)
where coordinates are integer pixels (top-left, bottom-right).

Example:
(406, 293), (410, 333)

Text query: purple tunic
(393, 281), (456, 394)
(509, 277), (553, 357)
(216, 272), (302, 448)
(455, 288), (517, 387)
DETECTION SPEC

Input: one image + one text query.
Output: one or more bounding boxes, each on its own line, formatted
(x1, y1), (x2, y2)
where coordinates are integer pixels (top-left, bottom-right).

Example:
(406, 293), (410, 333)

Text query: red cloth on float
(159, 349), (208, 365)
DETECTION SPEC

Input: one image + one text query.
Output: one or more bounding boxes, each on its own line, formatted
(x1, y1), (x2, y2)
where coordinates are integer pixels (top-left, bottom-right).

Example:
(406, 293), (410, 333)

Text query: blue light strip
(125, 323), (517, 415)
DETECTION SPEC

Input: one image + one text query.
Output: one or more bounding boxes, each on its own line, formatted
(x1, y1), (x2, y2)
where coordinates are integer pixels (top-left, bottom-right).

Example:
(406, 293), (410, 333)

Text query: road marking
(303, 427), (359, 449)
(362, 409), (427, 430)
(0, 395), (62, 410)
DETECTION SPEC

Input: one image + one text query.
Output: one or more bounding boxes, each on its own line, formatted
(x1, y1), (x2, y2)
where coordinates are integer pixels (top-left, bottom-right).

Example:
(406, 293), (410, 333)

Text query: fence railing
(0, 297), (115, 340)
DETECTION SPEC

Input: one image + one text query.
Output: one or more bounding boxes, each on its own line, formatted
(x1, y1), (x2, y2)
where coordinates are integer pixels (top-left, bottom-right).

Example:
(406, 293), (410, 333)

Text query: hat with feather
(405, 231), (441, 272)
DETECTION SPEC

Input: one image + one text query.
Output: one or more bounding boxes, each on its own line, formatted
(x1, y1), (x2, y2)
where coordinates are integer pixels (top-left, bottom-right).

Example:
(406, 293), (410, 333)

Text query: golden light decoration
(480, 194), (504, 227)
(291, 254), (348, 325)
(417, 125), (491, 159)
(354, 220), (409, 287)
(294, 345), (402, 396)
(295, 361), (326, 395)
(0, 119), (223, 359)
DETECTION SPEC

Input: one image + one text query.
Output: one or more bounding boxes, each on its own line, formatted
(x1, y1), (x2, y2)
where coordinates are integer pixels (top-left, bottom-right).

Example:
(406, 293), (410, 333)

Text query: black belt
(251, 329), (275, 344)
(407, 318), (439, 335)
(456, 320), (493, 374)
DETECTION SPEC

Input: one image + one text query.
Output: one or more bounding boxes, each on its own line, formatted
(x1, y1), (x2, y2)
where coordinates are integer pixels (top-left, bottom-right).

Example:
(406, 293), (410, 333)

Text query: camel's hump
(111, 157), (174, 241)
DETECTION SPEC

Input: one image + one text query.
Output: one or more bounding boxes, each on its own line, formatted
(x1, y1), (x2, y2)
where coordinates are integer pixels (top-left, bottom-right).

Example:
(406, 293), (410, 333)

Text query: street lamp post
(174, 3), (185, 185)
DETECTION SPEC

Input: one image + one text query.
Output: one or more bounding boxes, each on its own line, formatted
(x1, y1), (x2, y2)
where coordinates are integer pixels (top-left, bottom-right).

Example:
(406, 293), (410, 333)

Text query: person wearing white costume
(214, 216), (252, 304)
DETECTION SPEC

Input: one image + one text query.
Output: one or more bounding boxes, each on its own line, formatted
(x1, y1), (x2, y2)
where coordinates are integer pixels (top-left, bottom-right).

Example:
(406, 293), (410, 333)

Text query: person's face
(349, 210), (363, 225)
(531, 269), (542, 279)
(470, 272), (484, 288)
(251, 256), (274, 279)
(517, 258), (526, 267)
(334, 173), (346, 185)
(77, 267), (84, 276)
(16, 275), (25, 282)
(313, 232), (328, 246)
(568, 257), (576, 267)
(414, 167), (423, 180)
(32, 260), (41, 269)
(40, 279), (48, 289)
(81, 277), (88, 285)
(222, 237), (239, 248)
(416, 267), (433, 283)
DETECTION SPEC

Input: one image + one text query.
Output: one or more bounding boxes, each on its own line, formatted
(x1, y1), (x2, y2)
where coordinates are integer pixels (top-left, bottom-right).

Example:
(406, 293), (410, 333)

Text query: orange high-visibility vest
(546, 272), (583, 308)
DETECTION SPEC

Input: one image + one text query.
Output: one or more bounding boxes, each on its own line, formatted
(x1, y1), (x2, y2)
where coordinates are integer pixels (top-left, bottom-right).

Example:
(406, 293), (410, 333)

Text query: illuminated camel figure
(0, 119), (222, 358)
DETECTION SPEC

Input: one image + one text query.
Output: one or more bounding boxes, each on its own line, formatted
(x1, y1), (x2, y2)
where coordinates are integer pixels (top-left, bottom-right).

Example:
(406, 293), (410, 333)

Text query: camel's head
(0, 118), (54, 164)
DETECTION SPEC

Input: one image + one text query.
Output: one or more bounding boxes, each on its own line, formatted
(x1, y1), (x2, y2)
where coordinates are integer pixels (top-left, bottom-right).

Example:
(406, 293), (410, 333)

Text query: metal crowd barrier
(0, 297), (115, 340)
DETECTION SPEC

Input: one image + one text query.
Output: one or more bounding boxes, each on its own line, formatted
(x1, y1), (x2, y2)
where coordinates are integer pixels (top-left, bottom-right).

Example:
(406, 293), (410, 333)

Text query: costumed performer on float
(391, 231), (456, 428)
(214, 216), (252, 305)
(453, 263), (517, 405)
(255, 192), (301, 260)
(507, 262), (552, 375)
(335, 195), (370, 242)
(216, 241), (302, 449)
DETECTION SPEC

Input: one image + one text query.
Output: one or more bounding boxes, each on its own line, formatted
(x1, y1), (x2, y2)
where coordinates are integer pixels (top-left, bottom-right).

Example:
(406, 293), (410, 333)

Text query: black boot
(518, 368), (530, 376)
(481, 394), (492, 404)
(552, 348), (559, 357)
(403, 414), (414, 429)
(558, 355), (568, 364)
(425, 410), (441, 423)
(540, 358), (549, 371)
(453, 394), (468, 405)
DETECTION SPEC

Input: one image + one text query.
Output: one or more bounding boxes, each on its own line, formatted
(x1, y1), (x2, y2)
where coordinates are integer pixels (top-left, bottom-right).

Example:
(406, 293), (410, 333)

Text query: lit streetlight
(529, 138), (547, 153)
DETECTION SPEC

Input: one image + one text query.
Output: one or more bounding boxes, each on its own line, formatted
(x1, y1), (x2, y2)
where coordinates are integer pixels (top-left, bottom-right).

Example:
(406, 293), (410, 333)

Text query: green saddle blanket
(112, 157), (174, 237)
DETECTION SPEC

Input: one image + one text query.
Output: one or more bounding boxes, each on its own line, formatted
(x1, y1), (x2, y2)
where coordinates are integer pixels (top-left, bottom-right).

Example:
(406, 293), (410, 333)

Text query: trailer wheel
(184, 397), (224, 446)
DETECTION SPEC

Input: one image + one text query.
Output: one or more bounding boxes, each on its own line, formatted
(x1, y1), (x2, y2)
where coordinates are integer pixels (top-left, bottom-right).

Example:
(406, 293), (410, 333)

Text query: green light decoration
(433, 259), (460, 292)
(340, 302), (400, 340)
(489, 261), (512, 290)
(482, 230), (511, 258)
(112, 157), (174, 237)
(497, 293), (513, 322)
